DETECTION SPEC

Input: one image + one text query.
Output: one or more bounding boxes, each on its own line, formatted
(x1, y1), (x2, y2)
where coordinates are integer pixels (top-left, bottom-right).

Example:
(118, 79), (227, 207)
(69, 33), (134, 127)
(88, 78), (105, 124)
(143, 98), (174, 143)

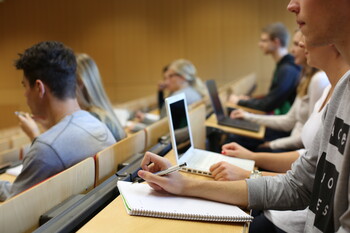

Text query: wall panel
(0, 0), (295, 128)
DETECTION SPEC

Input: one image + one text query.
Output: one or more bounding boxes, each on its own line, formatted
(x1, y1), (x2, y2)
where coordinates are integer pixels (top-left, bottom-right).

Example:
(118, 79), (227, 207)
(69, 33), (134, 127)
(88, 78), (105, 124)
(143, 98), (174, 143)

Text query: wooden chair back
(0, 147), (21, 164)
(10, 134), (31, 149)
(0, 157), (95, 233)
(144, 117), (169, 150)
(0, 138), (11, 152)
(188, 103), (206, 149)
(95, 130), (146, 186)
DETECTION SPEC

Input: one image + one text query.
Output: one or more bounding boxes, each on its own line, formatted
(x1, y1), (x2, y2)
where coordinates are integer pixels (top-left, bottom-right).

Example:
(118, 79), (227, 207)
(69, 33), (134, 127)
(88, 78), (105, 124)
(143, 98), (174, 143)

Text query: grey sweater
(247, 70), (350, 232)
(0, 110), (116, 201)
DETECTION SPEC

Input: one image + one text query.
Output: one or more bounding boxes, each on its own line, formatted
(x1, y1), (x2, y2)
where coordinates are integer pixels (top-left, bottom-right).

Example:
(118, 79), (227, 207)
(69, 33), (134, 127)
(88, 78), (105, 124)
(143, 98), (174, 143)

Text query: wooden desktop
(78, 150), (249, 233)
(205, 114), (265, 140)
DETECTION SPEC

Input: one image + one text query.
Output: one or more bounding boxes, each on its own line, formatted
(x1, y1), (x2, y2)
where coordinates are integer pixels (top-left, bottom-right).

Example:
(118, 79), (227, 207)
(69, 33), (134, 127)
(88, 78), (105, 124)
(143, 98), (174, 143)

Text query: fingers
(140, 152), (171, 172)
(222, 142), (238, 151)
(210, 162), (226, 180)
(230, 109), (245, 119)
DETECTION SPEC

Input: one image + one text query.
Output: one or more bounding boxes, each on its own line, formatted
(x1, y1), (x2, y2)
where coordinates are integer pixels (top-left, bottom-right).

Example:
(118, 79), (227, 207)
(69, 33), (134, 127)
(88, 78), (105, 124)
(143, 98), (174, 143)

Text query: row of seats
(0, 103), (206, 233)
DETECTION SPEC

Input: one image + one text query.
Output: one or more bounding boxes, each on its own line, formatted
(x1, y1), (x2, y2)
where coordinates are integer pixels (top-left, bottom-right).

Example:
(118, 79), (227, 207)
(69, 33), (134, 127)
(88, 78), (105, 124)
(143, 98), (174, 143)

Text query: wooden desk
(0, 173), (16, 183)
(205, 114), (265, 140)
(78, 151), (248, 233)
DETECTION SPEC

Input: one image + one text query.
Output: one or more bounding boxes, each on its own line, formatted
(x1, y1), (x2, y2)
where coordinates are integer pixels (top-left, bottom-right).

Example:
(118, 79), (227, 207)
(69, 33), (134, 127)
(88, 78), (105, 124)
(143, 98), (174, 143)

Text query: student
(211, 41), (349, 233)
(230, 30), (329, 151)
(137, 59), (204, 125)
(138, 0), (350, 231)
(76, 53), (126, 141)
(229, 22), (301, 114)
(0, 41), (116, 201)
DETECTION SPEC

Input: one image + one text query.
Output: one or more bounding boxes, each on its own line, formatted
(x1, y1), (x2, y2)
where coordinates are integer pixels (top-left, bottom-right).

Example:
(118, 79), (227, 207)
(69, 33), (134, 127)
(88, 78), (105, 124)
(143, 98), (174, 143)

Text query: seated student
(230, 30), (329, 151)
(136, 59), (205, 125)
(15, 53), (126, 142)
(210, 41), (348, 233)
(76, 53), (126, 141)
(230, 23), (301, 114)
(139, 1), (350, 231)
(157, 65), (170, 111)
(0, 41), (116, 201)
(137, 38), (350, 232)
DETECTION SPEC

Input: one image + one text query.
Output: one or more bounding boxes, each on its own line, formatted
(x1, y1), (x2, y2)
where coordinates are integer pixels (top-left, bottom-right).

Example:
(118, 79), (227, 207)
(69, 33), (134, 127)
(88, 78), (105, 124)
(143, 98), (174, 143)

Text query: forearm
(254, 151), (299, 172)
(261, 171), (283, 176)
(244, 112), (295, 132)
(183, 178), (248, 207)
(269, 134), (303, 150)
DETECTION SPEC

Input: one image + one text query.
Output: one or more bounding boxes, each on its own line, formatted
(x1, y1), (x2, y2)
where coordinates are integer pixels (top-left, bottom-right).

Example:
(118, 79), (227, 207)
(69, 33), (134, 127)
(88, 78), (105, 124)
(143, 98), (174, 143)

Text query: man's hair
(262, 22), (290, 48)
(15, 41), (77, 100)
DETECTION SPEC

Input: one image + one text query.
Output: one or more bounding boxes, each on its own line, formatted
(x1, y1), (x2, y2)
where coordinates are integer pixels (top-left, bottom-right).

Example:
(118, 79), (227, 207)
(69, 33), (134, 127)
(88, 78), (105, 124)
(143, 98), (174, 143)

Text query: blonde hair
(168, 59), (206, 96)
(297, 66), (319, 97)
(76, 53), (126, 141)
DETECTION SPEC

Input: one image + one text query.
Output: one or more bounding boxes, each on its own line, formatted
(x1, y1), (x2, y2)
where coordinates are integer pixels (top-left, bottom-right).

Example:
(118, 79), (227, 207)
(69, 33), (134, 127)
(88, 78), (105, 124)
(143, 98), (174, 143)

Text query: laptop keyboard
(219, 117), (260, 132)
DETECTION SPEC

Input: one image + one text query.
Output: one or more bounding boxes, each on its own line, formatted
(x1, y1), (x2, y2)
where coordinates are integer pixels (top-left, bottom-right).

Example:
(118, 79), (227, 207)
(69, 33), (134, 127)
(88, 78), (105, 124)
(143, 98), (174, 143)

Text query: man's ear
(35, 80), (46, 98)
(273, 37), (282, 47)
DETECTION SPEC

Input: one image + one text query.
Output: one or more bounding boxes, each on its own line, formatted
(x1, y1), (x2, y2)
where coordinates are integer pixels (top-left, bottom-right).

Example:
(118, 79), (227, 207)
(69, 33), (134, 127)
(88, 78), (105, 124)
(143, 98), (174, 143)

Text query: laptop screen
(206, 80), (225, 120)
(169, 99), (191, 158)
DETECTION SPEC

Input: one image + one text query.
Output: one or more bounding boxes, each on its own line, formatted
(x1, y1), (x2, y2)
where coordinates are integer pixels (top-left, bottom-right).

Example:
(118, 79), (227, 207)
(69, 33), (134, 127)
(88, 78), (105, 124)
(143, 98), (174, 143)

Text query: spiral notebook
(118, 181), (253, 222)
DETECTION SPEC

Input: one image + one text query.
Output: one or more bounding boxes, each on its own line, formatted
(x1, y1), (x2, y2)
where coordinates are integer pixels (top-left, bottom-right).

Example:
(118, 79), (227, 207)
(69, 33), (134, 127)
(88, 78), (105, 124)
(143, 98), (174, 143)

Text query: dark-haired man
(0, 41), (115, 201)
(230, 22), (301, 114)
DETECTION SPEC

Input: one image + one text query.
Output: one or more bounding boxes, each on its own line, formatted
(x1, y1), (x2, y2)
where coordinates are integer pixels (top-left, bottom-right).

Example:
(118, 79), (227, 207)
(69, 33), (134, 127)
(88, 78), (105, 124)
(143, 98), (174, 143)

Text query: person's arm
(238, 65), (299, 112)
(242, 100), (298, 132)
(17, 113), (41, 141)
(137, 152), (249, 207)
(268, 126), (304, 150)
(8, 141), (64, 199)
(0, 181), (13, 201)
(247, 146), (316, 210)
(221, 142), (300, 172)
(209, 161), (283, 181)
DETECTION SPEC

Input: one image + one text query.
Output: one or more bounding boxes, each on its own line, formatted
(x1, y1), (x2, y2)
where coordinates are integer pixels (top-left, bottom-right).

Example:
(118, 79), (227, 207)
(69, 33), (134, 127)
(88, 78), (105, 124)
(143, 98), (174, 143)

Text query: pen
(133, 162), (187, 183)
(155, 162), (187, 176)
(15, 111), (33, 117)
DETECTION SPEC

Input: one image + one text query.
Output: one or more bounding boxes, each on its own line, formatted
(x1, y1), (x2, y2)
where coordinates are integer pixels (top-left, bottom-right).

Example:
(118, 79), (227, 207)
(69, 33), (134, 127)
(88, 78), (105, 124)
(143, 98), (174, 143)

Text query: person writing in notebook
(138, 0), (350, 230)
(229, 23), (301, 114)
(210, 40), (349, 233)
(0, 41), (115, 201)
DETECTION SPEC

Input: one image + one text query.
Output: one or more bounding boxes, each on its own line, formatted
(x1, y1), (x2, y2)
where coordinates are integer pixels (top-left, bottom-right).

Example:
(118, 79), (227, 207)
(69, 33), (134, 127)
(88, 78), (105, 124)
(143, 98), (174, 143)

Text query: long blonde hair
(297, 66), (319, 97)
(76, 53), (126, 141)
(168, 59), (207, 97)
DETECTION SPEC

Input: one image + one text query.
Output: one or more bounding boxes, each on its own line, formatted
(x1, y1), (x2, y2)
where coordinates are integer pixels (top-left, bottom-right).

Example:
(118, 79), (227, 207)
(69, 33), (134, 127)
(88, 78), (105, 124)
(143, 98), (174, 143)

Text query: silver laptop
(165, 93), (255, 176)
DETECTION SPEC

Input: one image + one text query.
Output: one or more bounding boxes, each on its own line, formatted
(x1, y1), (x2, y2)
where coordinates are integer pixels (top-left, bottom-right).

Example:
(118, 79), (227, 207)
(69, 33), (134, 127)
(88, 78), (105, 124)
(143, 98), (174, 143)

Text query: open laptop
(206, 80), (260, 132)
(165, 93), (255, 176)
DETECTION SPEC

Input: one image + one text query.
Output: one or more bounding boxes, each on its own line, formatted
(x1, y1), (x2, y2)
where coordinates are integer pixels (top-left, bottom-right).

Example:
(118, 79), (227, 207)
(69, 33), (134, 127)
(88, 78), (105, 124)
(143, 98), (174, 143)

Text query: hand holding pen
(135, 162), (187, 183)
(137, 152), (189, 195)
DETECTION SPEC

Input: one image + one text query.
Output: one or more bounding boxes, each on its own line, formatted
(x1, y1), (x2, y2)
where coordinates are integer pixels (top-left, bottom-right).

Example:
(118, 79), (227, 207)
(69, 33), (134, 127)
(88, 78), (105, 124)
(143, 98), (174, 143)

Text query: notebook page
(6, 164), (23, 176)
(118, 181), (252, 221)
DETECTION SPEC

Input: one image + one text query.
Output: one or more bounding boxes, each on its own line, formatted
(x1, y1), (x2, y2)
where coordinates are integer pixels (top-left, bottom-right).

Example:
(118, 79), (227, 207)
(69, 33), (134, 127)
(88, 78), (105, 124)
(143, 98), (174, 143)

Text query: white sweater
(243, 71), (329, 150)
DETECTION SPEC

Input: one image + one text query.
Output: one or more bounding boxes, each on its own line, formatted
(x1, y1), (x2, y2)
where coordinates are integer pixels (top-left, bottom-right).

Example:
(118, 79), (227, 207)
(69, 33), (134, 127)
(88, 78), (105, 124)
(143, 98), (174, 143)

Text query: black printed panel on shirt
(310, 152), (338, 232)
(329, 116), (349, 154)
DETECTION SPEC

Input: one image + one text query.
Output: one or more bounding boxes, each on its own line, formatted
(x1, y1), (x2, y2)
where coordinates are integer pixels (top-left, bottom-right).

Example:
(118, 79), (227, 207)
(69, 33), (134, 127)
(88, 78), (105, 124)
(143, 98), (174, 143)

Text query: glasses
(166, 73), (181, 79)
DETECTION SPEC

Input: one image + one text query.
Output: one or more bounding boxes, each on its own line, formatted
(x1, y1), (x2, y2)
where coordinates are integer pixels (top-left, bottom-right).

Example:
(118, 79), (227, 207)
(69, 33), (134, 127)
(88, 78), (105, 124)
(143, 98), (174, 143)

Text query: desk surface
(78, 151), (248, 233)
(0, 173), (16, 183)
(205, 114), (265, 140)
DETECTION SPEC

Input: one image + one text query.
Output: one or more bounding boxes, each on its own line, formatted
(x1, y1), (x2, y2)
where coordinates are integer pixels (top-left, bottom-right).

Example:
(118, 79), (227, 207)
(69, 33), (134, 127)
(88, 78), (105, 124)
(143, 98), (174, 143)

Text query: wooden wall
(0, 0), (295, 128)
